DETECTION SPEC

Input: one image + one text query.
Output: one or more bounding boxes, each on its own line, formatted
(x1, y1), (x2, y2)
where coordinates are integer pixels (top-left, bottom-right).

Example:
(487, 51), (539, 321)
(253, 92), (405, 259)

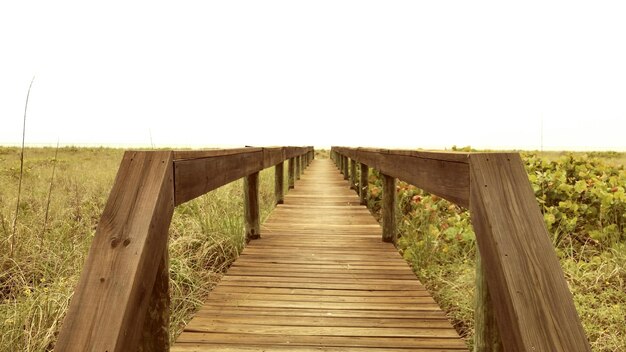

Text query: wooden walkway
(172, 159), (466, 351)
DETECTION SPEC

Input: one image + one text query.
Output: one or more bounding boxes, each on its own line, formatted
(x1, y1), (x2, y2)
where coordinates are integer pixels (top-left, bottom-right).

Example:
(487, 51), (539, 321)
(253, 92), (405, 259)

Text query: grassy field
(0, 147), (624, 351)
(0, 147), (281, 350)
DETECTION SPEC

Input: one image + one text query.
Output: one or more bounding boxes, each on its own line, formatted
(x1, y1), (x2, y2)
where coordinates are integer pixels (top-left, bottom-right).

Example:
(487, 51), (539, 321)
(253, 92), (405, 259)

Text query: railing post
(301, 154), (305, 174)
(382, 173), (397, 243)
(55, 151), (175, 352)
(350, 159), (357, 191)
(140, 247), (170, 352)
(360, 163), (369, 205)
(474, 254), (503, 352)
(244, 171), (260, 241)
(296, 155), (301, 180)
(342, 156), (349, 180)
(469, 153), (590, 351)
(288, 157), (295, 189)
(275, 161), (284, 204)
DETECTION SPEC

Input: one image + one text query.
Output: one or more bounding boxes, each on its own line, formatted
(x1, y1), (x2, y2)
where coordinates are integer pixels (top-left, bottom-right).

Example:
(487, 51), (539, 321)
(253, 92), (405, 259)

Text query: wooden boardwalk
(172, 159), (466, 351)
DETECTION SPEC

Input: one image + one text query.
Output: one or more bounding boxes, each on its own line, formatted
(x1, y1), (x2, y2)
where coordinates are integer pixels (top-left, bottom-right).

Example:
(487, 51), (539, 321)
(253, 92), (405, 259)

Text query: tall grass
(0, 147), (279, 350)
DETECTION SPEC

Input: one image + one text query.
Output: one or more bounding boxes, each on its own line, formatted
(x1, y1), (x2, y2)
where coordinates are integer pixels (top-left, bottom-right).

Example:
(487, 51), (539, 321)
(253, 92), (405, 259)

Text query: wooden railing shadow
(331, 147), (591, 352)
(54, 146), (314, 352)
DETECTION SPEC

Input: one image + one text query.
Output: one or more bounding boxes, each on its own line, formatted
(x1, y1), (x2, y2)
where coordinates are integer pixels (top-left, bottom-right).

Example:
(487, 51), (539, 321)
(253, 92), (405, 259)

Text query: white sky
(1, 1), (625, 150)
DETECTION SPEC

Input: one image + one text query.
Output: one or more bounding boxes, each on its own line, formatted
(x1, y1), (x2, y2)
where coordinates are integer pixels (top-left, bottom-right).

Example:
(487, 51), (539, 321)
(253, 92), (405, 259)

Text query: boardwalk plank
(172, 159), (466, 351)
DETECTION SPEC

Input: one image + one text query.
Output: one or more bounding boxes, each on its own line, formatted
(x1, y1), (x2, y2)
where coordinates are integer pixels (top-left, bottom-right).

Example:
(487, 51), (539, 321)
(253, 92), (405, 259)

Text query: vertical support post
(295, 155), (301, 180)
(469, 153), (590, 351)
(343, 156), (349, 180)
(350, 159), (357, 190)
(288, 157), (295, 189)
(301, 154), (305, 173)
(360, 163), (369, 205)
(275, 161), (284, 204)
(139, 248), (169, 352)
(474, 253), (503, 352)
(54, 151), (175, 352)
(382, 173), (397, 243)
(244, 171), (260, 241)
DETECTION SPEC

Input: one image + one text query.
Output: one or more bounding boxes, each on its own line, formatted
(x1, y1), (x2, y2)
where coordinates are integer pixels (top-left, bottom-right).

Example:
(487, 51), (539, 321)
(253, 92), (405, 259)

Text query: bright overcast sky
(1, 1), (625, 150)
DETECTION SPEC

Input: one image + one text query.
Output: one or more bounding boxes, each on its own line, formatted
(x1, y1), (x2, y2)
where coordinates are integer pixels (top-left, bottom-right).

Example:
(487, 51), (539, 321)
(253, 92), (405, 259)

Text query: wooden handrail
(331, 146), (591, 352)
(333, 147), (470, 207)
(55, 146), (313, 352)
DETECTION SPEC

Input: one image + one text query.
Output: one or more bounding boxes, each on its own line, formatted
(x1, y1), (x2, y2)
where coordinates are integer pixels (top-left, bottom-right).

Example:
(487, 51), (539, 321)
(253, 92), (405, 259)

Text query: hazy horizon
(1, 142), (624, 153)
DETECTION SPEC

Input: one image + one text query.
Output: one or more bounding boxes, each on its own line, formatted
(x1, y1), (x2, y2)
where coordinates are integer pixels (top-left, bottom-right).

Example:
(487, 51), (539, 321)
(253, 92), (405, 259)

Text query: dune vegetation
(0, 147), (623, 351)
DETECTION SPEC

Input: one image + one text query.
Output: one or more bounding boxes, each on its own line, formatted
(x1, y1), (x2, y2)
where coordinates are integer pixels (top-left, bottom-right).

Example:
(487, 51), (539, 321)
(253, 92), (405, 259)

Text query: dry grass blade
(10, 76), (35, 258)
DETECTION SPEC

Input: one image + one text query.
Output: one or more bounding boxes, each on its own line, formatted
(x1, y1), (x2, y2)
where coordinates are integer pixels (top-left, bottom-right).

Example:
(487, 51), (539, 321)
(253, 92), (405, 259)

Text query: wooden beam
(474, 254), (502, 352)
(295, 156), (301, 180)
(174, 150), (264, 205)
(173, 148), (262, 161)
(288, 157), (295, 189)
(55, 151), (175, 352)
(342, 156), (349, 180)
(140, 247), (170, 352)
(469, 153), (590, 351)
(174, 147), (313, 205)
(350, 159), (357, 191)
(275, 162), (284, 204)
(382, 173), (397, 243)
(262, 147), (286, 168)
(333, 147), (470, 208)
(244, 171), (261, 241)
(360, 163), (369, 206)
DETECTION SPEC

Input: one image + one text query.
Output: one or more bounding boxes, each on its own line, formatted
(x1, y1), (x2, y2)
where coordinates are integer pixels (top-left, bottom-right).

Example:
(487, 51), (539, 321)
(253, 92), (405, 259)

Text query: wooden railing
(331, 147), (591, 352)
(54, 146), (314, 352)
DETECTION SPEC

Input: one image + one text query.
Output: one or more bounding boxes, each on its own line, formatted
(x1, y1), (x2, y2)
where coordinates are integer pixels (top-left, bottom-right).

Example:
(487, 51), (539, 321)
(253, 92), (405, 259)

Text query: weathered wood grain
(174, 149), (264, 205)
(173, 148), (262, 161)
(174, 148), (312, 205)
(275, 162), (284, 204)
(262, 147), (286, 168)
(382, 173), (397, 243)
(473, 254), (502, 352)
(244, 171), (260, 241)
(288, 157), (295, 189)
(296, 155), (301, 180)
(55, 151), (175, 352)
(469, 153), (590, 351)
(350, 158), (357, 190)
(140, 248), (170, 352)
(333, 147), (470, 207)
(360, 163), (369, 205)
